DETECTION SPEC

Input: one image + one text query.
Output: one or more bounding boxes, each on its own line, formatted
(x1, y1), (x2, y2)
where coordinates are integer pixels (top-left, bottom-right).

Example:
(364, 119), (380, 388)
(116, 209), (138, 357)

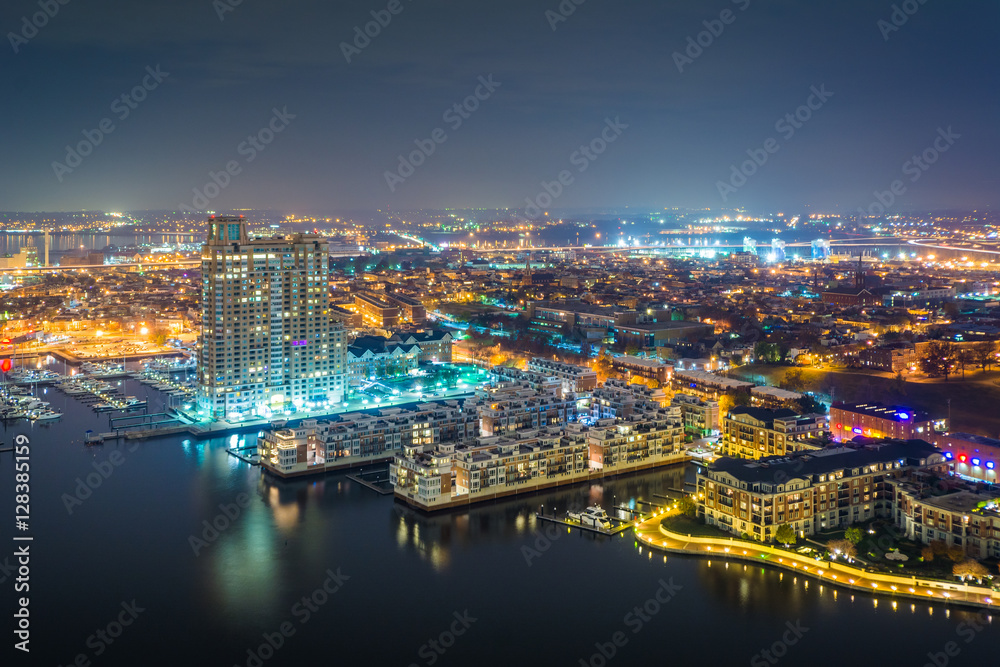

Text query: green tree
(676, 497), (697, 517)
(774, 523), (797, 547)
(844, 526), (863, 545)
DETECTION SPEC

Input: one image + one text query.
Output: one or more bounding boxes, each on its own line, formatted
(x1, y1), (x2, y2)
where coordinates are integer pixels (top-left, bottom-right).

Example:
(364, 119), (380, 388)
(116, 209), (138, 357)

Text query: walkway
(634, 510), (996, 611)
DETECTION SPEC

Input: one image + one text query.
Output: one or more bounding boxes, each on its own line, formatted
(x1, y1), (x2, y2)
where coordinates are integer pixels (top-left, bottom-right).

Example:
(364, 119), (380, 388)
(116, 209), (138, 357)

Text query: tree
(783, 368), (806, 392)
(972, 340), (997, 371)
(892, 372), (907, 397)
(793, 394), (826, 415)
(774, 523), (797, 547)
(717, 392), (735, 418)
(827, 539), (857, 562)
(754, 341), (782, 364)
(953, 559), (990, 583)
(628, 375), (646, 386)
(593, 349), (614, 384)
(844, 526), (863, 545)
(921, 545), (935, 562)
(919, 340), (957, 380)
(645, 378), (660, 390)
(955, 348), (975, 379)
(676, 497), (697, 517)
(946, 544), (966, 563)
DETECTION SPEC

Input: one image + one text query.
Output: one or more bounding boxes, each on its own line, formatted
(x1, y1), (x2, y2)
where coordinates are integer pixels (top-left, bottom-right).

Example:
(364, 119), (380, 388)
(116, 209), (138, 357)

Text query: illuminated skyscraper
(197, 216), (346, 420)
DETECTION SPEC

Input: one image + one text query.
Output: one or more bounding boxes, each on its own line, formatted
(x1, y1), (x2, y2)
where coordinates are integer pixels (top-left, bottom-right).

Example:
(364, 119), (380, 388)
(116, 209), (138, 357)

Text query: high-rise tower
(196, 216), (346, 420)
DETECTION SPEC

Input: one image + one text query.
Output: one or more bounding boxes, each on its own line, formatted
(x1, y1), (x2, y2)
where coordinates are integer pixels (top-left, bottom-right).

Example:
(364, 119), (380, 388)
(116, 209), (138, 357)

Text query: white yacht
(567, 506), (612, 530)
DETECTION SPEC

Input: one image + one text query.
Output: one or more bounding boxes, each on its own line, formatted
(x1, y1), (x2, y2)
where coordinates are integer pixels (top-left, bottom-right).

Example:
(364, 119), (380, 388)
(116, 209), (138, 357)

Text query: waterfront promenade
(634, 511), (996, 611)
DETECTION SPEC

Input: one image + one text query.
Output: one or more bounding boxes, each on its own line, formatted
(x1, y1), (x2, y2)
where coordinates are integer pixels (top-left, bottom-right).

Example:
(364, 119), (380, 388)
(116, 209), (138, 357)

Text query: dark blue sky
(1, 0), (996, 214)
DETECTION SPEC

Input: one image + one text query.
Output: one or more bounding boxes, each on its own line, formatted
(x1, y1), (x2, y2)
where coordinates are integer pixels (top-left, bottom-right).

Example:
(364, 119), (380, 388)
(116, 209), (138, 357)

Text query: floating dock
(346, 473), (394, 495)
(534, 513), (634, 536)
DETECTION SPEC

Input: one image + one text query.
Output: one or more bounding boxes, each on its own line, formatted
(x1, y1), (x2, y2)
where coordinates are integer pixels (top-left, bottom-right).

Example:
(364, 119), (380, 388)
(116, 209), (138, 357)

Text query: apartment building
(392, 407), (688, 511)
(722, 407), (826, 460)
(750, 386), (804, 409)
(670, 392), (720, 436)
(610, 355), (673, 386)
(698, 439), (943, 541)
(526, 357), (598, 394)
(384, 293), (427, 325)
(857, 343), (917, 373)
(830, 402), (933, 442)
(354, 293), (399, 329)
(197, 216), (347, 419)
(346, 335), (420, 385)
(259, 400), (478, 477)
(389, 328), (453, 363)
(672, 369), (752, 402)
(892, 484), (1000, 560)
(590, 378), (664, 420)
(471, 380), (578, 436)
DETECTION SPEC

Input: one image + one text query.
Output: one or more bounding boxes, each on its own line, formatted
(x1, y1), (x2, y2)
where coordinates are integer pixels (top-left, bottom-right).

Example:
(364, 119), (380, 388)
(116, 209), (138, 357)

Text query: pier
(534, 513), (634, 536)
(346, 471), (394, 495)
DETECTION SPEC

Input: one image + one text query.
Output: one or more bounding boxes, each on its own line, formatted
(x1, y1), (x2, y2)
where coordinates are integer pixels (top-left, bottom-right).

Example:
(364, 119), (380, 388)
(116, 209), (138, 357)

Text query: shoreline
(635, 512), (997, 612)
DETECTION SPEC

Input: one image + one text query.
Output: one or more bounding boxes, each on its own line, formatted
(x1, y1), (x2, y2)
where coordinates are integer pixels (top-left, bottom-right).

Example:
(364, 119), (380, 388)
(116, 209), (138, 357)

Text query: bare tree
(972, 340), (997, 371)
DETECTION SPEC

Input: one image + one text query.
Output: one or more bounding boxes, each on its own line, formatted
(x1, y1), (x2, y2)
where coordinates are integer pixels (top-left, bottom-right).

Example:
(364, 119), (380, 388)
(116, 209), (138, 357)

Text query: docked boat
(567, 506), (612, 530)
(30, 410), (62, 421)
(123, 397), (147, 408)
(0, 408), (25, 420)
(92, 403), (116, 412)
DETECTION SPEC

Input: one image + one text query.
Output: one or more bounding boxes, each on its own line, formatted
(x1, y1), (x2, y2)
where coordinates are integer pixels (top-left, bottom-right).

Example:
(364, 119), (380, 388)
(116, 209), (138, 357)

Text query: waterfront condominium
(196, 216), (347, 420)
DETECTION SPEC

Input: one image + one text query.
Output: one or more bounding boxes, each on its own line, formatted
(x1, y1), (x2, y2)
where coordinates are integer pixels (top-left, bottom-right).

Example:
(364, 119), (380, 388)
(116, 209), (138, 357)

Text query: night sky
(1, 0), (997, 214)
